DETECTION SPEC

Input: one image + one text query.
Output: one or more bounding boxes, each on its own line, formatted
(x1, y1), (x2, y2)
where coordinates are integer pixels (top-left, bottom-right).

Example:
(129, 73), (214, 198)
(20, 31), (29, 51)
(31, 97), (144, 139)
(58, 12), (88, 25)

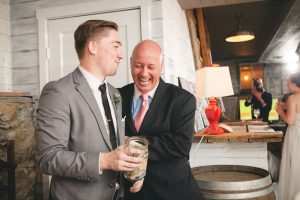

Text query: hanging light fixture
(225, 14), (255, 43)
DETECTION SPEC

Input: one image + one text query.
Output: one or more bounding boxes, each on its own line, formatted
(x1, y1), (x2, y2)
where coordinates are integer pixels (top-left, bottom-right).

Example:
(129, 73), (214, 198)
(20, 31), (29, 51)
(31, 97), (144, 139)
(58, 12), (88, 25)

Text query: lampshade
(195, 66), (234, 99)
(225, 14), (255, 43)
(225, 30), (255, 42)
(195, 66), (234, 135)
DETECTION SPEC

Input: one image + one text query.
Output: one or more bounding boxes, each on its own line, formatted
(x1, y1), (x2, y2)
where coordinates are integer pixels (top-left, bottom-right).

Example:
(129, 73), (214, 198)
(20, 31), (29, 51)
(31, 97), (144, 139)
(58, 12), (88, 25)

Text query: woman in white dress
(276, 72), (300, 200)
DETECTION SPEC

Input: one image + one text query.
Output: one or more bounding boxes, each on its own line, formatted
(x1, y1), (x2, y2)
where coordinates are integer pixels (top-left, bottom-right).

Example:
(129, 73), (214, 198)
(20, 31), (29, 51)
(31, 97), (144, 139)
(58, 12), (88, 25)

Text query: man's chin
(136, 85), (152, 93)
(107, 70), (117, 76)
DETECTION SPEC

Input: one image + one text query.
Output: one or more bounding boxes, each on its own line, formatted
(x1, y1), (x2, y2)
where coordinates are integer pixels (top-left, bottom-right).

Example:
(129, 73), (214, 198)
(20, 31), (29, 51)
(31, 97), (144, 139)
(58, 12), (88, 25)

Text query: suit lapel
(107, 83), (123, 146)
(72, 68), (113, 150)
(123, 84), (137, 134)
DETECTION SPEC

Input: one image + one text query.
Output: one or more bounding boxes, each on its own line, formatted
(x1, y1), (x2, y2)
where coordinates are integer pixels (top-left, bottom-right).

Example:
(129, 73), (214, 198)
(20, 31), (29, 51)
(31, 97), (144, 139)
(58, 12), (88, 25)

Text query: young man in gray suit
(119, 40), (203, 200)
(36, 20), (143, 200)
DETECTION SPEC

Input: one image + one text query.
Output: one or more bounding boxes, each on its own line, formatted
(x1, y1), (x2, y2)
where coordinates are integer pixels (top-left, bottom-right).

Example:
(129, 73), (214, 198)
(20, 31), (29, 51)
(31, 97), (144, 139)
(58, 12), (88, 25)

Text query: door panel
(48, 9), (141, 87)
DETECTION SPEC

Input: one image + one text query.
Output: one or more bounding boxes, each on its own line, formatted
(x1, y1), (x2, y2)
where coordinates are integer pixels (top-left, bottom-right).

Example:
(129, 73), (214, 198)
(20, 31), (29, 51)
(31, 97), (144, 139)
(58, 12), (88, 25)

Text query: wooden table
(190, 127), (283, 170)
(221, 120), (268, 126)
(193, 131), (283, 143)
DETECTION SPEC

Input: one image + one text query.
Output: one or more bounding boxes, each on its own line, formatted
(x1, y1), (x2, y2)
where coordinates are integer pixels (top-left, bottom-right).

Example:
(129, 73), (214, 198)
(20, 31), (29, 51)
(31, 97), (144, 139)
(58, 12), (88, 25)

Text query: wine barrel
(192, 165), (275, 200)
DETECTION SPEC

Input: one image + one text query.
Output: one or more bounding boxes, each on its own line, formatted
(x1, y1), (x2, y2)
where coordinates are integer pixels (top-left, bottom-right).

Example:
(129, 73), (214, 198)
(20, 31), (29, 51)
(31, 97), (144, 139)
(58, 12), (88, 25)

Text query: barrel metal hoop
(197, 174), (272, 190)
(195, 165), (272, 191)
(202, 184), (274, 199)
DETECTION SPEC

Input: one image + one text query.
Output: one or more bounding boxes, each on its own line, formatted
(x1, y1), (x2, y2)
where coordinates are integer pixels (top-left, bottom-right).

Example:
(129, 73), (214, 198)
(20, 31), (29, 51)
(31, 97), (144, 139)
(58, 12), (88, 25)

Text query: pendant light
(225, 14), (255, 43)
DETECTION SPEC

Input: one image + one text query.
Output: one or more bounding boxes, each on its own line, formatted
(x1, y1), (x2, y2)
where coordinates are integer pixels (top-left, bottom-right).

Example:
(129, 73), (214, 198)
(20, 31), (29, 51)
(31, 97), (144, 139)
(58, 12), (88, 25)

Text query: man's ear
(130, 57), (134, 69)
(160, 57), (164, 71)
(87, 40), (97, 55)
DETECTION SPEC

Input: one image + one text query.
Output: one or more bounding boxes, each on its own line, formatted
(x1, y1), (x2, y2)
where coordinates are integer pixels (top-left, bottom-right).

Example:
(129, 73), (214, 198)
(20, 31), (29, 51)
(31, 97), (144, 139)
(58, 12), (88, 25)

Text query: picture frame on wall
(194, 98), (209, 132)
(178, 77), (195, 95)
(178, 77), (210, 132)
(198, 98), (209, 126)
(216, 97), (225, 112)
(195, 99), (204, 132)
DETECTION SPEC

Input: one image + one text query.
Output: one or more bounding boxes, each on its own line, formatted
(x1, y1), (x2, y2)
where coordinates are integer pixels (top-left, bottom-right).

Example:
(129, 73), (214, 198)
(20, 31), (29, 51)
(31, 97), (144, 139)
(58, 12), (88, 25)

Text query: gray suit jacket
(36, 67), (125, 200)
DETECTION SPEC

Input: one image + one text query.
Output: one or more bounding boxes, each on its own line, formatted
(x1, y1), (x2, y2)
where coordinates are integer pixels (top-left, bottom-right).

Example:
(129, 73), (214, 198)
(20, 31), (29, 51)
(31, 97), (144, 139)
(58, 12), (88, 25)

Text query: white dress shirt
(79, 66), (117, 133)
(79, 66), (117, 174)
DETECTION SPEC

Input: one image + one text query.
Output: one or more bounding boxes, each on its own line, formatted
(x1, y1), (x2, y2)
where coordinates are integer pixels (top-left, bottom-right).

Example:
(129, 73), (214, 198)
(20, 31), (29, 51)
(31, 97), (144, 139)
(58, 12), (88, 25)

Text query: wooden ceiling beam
(186, 9), (202, 70)
(197, 8), (212, 67)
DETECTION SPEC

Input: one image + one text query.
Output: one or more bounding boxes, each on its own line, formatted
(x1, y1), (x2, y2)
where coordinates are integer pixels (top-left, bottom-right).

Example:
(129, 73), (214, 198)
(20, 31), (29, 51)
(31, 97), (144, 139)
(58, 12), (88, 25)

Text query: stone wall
(0, 93), (36, 200)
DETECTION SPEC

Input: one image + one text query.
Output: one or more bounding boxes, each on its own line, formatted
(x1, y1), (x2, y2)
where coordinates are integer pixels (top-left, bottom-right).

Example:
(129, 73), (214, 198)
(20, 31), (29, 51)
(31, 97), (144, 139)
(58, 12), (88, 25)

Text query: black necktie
(99, 83), (117, 149)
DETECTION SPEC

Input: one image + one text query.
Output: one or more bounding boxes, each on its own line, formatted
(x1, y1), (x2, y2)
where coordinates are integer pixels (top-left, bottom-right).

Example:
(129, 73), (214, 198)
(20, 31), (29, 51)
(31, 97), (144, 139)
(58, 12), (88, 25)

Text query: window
(239, 63), (264, 90)
(239, 98), (279, 121)
(269, 99), (279, 121)
(239, 99), (252, 120)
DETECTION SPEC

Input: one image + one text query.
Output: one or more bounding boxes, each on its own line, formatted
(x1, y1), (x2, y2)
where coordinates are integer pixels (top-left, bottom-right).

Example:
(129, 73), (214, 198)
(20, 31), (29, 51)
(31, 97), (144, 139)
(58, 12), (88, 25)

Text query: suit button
(115, 182), (120, 190)
(109, 182), (119, 189)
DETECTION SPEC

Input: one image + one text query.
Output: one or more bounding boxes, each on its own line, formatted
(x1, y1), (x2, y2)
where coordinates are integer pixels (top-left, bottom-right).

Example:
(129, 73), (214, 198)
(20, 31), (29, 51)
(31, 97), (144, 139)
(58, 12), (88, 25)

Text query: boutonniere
(113, 93), (121, 104)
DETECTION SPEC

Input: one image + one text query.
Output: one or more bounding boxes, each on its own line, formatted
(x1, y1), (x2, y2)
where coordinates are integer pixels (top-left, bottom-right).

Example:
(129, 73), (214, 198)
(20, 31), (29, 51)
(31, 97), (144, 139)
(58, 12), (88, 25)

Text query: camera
(253, 78), (263, 93)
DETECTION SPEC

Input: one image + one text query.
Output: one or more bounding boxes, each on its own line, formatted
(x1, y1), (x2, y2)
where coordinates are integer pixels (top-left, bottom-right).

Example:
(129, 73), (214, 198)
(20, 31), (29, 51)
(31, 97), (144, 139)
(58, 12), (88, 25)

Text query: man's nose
(140, 67), (148, 76)
(118, 50), (124, 59)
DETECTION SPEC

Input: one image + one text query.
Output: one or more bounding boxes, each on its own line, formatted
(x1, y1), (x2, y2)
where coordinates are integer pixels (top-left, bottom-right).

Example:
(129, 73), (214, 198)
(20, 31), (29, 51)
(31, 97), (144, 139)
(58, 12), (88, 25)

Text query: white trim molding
(36, 0), (150, 91)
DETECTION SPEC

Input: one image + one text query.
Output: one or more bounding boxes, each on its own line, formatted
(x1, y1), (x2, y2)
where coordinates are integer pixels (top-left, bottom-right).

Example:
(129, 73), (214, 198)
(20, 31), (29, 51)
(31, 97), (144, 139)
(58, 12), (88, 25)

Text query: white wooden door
(47, 9), (141, 87)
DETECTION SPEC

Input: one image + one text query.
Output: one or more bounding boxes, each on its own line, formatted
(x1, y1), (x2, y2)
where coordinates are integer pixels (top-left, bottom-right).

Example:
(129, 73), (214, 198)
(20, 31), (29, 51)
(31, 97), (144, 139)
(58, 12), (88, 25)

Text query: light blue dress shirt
(131, 84), (158, 120)
(131, 95), (153, 120)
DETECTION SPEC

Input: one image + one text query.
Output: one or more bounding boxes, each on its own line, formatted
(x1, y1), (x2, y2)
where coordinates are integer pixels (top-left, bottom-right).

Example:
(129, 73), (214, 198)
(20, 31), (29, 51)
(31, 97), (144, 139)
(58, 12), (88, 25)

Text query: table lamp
(195, 66), (234, 134)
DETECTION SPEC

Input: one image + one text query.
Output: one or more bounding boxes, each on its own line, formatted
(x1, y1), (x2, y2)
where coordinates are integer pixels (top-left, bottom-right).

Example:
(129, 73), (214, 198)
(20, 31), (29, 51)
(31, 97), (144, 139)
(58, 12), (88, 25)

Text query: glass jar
(124, 136), (149, 181)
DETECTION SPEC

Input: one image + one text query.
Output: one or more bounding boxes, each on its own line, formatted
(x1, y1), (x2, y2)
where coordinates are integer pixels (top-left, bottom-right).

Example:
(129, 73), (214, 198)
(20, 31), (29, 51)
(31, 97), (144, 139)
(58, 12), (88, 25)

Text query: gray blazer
(36, 67), (125, 200)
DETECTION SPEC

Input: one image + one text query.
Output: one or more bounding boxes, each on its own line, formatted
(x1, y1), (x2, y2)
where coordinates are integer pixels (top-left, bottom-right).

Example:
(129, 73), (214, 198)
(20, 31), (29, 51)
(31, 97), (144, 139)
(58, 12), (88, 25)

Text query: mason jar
(124, 136), (149, 181)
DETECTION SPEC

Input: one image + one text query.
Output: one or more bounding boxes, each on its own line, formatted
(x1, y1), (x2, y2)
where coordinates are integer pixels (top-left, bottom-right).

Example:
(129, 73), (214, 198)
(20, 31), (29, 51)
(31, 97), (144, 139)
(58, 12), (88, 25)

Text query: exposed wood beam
(178, 0), (265, 9)
(186, 9), (202, 70)
(197, 8), (212, 67)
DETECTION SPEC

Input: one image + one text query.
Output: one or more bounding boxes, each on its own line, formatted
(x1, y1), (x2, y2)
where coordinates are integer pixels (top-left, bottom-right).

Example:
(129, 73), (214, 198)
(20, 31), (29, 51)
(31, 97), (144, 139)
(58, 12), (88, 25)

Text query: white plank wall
(0, 0), (11, 91)
(4, 0), (196, 96)
(149, 1), (165, 79)
(8, 0), (166, 98)
(189, 142), (269, 170)
(161, 0), (196, 85)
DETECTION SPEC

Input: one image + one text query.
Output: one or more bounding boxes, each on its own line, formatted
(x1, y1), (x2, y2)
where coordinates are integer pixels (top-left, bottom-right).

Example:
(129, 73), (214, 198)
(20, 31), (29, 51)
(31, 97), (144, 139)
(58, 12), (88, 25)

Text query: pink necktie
(134, 93), (149, 132)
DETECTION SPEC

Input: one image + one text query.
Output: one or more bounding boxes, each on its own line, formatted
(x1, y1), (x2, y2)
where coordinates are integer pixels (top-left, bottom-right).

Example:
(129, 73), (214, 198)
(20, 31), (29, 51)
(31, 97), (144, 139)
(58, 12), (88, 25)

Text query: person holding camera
(245, 78), (272, 122)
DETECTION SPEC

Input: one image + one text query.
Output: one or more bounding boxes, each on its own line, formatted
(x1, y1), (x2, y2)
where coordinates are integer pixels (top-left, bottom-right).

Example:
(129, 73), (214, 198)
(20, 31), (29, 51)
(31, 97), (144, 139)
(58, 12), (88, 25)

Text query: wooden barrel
(192, 165), (275, 200)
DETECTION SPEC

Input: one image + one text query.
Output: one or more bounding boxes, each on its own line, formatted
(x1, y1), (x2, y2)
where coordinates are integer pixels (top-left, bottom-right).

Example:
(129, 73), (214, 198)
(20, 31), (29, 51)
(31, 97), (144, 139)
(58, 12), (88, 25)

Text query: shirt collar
(79, 66), (106, 92)
(133, 81), (159, 101)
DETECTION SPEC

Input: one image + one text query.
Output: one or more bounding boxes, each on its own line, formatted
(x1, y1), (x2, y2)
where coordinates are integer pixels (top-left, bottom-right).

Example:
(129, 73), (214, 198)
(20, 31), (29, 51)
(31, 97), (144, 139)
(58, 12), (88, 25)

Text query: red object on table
(204, 97), (224, 135)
